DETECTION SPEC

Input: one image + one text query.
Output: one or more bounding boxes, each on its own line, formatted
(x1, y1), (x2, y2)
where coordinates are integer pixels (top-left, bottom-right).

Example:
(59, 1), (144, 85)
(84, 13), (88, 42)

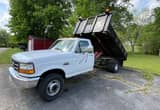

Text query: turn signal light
(19, 69), (34, 74)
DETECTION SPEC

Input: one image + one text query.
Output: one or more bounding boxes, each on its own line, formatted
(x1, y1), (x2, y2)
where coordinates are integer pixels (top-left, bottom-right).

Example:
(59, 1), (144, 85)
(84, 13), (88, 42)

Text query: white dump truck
(8, 11), (127, 101)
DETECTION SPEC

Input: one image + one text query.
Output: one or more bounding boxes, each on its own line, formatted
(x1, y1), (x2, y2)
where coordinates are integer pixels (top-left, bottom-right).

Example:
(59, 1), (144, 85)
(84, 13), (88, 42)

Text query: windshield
(51, 40), (75, 52)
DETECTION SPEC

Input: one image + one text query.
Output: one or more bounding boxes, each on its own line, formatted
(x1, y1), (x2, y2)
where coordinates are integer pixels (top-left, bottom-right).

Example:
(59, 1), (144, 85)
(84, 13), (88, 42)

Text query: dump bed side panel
(73, 13), (127, 61)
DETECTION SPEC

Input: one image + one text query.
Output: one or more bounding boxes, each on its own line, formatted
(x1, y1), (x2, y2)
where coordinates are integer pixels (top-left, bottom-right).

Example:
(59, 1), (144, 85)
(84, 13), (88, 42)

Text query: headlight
(19, 63), (35, 74)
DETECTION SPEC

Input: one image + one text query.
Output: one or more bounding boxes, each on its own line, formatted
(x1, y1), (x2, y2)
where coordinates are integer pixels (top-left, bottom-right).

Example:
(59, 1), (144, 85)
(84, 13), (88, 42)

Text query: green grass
(124, 53), (160, 80)
(0, 48), (22, 64)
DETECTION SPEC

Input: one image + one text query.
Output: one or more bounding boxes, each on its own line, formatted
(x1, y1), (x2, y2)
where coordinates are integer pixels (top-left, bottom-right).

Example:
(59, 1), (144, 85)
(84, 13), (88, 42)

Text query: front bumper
(8, 67), (40, 88)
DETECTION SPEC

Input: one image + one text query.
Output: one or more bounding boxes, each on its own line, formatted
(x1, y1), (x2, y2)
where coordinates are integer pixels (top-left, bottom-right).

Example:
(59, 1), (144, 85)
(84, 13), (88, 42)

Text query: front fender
(38, 65), (66, 77)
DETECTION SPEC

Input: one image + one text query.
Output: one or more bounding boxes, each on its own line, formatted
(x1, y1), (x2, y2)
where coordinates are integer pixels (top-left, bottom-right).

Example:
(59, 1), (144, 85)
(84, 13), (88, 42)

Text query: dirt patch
(98, 69), (160, 96)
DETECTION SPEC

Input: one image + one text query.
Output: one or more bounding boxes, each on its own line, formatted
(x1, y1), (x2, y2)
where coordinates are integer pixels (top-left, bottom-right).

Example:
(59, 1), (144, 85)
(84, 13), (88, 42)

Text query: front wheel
(38, 74), (64, 101)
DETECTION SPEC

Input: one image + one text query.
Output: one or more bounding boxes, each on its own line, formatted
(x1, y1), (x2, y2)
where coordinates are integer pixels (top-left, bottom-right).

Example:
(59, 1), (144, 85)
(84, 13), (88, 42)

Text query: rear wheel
(106, 60), (119, 73)
(38, 74), (64, 101)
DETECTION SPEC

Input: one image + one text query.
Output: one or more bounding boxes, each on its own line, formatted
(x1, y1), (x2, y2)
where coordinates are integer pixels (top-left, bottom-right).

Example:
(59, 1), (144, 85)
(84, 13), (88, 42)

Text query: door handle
(63, 62), (69, 65)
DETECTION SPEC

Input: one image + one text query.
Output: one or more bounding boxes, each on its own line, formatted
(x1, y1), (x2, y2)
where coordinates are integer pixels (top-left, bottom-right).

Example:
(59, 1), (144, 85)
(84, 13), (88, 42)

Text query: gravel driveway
(0, 65), (160, 110)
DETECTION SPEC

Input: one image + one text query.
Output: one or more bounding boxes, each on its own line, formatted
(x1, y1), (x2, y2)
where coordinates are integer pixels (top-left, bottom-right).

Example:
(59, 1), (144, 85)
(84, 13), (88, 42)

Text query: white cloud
(0, 0), (9, 5)
(0, 12), (11, 31)
(128, 0), (160, 16)
(130, 0), (140, 7)
(0, 12), (10, 24)
(128, 0), (141, 14)
(130, 0), (160, 11)
(147, 0), (160, 10)
(0, 0), (10, 31)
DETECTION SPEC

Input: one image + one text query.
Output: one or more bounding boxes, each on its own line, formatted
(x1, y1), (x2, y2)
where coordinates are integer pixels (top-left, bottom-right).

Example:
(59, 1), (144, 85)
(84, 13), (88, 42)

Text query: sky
(0, 0), (160, 31)
(130, 0), (160, 12)
(0, 0), (10, 31)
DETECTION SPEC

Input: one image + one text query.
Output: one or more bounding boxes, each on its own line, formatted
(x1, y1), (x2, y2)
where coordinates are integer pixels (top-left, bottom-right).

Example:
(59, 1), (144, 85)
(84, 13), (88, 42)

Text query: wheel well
(41, 69), (66, 79)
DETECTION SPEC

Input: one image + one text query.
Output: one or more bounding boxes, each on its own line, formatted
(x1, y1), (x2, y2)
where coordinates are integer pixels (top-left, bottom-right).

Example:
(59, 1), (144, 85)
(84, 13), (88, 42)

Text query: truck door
(73, 40), (94, 74)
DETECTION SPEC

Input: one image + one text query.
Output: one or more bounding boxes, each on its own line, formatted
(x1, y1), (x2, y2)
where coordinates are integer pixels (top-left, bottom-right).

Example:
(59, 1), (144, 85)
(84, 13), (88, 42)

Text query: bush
(143, 36), (160, 55)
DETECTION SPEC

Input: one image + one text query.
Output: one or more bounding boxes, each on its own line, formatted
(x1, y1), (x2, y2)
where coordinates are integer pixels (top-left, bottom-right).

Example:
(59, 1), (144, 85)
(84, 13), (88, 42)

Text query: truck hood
(12, 49), (65, 62)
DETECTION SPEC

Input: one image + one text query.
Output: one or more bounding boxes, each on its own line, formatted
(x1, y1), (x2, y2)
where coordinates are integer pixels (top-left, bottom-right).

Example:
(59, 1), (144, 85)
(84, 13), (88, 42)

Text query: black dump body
(73, 12), (127, 62)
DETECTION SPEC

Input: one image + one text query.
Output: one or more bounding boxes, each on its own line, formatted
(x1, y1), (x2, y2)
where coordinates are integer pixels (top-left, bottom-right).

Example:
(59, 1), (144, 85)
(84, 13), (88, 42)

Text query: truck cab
(9, 38), (94, 101)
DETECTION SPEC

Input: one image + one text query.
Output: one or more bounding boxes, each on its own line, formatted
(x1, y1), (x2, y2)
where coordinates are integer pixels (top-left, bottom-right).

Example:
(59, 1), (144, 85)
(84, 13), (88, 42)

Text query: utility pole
(44, 22), (53, 48)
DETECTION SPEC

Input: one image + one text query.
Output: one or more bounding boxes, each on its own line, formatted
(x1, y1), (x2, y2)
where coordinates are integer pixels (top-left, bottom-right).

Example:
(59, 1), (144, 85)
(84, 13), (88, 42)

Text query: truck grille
(12, 60), (19, 71)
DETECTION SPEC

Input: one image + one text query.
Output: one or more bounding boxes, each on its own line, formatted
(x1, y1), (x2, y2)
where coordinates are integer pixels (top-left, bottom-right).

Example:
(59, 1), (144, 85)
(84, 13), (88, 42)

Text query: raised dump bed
(73, 12), (127, 66)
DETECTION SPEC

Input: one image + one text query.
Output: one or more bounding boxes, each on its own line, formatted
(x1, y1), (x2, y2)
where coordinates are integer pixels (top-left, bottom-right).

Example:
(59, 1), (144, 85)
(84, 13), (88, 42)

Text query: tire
(38, 74), (64, 101)
(107, 60), (119, 73)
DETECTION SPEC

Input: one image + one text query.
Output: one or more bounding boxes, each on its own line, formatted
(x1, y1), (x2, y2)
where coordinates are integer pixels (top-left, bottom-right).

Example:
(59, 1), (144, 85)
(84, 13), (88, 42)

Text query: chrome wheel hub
(114, 64), (118, 71)
(47, 80), (60, 96)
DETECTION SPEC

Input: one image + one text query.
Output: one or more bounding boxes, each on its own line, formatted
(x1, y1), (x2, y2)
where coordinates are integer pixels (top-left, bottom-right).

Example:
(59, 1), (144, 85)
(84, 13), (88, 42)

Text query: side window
(79, 41), (89, 49)
(75, 41), (89, 53)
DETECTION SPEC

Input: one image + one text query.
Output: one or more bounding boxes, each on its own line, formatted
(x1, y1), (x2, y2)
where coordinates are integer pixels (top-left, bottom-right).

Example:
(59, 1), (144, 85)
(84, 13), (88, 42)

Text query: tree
(0, 29), (9, 47)
(125, 23), (141, 52)
(120, 8), (154, 53)
(9, 0), (71, 41)
(154, 7), (160, 32)
(141, 7), (160, 55)
(62, 0), (133, 36)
